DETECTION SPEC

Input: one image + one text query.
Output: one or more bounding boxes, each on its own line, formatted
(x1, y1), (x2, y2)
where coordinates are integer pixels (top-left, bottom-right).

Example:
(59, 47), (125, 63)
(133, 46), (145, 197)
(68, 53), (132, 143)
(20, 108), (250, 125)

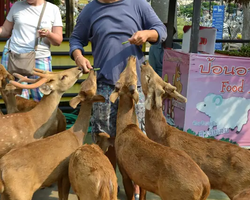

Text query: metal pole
(209, 0), (212, 16)
(65, 0), (75, 37)
(165, 0), (177, 48)
(190, 0), (202, 53)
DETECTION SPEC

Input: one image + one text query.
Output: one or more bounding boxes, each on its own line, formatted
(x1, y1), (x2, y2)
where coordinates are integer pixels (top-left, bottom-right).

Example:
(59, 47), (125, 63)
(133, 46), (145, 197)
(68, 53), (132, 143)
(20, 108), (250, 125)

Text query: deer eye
(204, 104), (206, 107)
(61, 75), (68, 80)
(146, 75), (150, 83)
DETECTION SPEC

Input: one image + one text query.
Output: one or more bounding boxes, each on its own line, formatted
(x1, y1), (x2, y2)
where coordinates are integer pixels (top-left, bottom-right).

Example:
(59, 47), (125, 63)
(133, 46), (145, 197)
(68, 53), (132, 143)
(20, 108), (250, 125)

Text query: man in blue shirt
(69, 0), (167, 198)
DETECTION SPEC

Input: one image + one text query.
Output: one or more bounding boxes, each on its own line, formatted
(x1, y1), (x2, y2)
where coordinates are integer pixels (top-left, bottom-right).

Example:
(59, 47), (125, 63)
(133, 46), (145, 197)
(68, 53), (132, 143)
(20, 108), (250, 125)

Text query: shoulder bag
(7, 1), (47, 76)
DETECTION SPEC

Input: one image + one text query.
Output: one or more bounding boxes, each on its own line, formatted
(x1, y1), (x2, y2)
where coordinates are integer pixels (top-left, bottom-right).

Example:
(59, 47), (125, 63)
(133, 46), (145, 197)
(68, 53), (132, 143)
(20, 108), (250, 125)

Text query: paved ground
(32, 133), (230, 200)
(33, 183), (230, 200)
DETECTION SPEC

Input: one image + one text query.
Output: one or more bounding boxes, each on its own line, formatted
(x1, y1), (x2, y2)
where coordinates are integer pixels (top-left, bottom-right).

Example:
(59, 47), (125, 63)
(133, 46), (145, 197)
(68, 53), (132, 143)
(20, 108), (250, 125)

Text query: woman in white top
(0, 0), (63, 101)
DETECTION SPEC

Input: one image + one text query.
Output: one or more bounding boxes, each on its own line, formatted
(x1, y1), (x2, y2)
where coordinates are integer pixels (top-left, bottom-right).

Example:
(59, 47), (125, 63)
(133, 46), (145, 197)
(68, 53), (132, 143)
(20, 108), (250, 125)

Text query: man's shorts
(91, 82), (145, 138)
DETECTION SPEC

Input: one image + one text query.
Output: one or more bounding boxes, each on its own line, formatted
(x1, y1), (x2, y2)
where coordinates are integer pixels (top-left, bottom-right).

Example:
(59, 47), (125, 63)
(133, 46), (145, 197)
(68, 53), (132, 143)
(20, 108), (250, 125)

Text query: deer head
(94, 132), (114, 153)
(140, 61), (187, 110)
(9, 67), (83, 95)
(69, 70), (105, 109)
(0, 64), (14, 89)
(110, 56), (138, 103)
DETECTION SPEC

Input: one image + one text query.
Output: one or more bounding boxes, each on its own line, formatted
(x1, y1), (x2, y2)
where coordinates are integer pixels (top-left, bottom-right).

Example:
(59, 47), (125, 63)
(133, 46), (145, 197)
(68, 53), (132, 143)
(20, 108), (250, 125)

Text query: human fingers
(128, 32), (144, 45)
(86, 60), (93, 70)
(75, 56), (90, 74)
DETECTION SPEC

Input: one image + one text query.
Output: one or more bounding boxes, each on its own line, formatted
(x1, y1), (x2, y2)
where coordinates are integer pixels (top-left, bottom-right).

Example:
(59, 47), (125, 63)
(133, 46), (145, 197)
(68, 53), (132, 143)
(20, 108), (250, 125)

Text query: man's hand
(75, 55), (93, 74)
(128, 31), (149, 46)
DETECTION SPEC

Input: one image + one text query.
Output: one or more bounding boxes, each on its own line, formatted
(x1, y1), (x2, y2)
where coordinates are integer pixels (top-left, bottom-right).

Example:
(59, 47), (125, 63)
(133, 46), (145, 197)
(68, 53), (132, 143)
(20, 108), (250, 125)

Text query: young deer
(109, 56), (210, 200)
(69, 132), (117, 200)
(140, 61), (250, 200)
(0, 70), (105, 200)
(0, 67), (82, 158)
(0, 64), (66, 137)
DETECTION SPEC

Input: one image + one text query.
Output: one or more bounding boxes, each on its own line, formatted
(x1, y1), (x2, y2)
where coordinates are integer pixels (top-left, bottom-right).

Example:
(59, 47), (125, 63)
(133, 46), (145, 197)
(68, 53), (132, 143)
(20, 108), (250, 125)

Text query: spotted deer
(0, 69), (105, 200)
(109, 56), (210, 200)
(0, 64), (66, 137)
(141, 61), (250, 200)
(0, 66), (83, 158)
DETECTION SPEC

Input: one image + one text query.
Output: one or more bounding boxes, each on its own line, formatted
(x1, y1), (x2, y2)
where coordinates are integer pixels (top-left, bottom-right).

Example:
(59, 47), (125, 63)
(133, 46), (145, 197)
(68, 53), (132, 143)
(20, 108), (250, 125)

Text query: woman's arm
(38, 26), (63, 46)
(0, 20), (14, 38)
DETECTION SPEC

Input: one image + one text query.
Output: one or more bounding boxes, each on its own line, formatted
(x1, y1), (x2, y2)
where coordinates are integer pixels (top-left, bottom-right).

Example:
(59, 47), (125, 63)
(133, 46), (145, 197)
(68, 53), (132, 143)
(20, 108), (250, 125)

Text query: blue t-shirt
(69, 0), (167, 86)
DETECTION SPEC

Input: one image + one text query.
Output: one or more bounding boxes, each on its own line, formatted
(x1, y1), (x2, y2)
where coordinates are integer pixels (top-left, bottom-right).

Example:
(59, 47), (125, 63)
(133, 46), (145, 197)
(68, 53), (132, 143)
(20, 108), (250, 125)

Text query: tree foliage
(179, 1), (220, 17)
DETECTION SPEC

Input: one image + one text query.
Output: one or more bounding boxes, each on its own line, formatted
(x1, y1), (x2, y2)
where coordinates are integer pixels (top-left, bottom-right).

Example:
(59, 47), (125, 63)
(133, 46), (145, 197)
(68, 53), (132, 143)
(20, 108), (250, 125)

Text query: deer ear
(110, 91), (119, 103)
(155, 88), (164, 109)
(92, 95), (105, 103)
(69, 95), (83, 109)
(132, 92), (139, 104)
(39, 83), (52, 95)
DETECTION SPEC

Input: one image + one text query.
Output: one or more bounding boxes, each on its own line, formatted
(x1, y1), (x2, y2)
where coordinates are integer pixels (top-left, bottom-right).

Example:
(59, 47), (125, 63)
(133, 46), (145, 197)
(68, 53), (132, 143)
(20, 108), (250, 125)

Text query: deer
(0, 69), (105, 200)
(0, 64), (66, 138)
(109, 55), (210, 200)
(68, 132), (117, 200)
(140, 60), (250, 200)
(0, 66), (83, 159)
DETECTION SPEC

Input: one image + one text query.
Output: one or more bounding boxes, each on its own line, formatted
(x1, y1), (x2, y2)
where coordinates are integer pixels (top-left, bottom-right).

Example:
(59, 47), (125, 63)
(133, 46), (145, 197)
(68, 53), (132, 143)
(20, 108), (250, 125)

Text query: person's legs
(91, 83), (118, 171)
(30, 56), (52, 102)
(134, 86), (146, 200)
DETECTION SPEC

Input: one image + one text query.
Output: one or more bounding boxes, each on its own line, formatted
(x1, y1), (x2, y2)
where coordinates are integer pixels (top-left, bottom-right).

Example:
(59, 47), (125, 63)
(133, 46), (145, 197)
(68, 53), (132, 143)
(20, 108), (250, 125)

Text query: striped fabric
(1, 47), (52, 102)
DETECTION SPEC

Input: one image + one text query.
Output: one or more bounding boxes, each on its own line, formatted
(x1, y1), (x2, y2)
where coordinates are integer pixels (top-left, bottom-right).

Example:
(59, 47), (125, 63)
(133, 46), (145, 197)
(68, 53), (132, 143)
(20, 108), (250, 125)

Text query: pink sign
(162, 49), (250, 147)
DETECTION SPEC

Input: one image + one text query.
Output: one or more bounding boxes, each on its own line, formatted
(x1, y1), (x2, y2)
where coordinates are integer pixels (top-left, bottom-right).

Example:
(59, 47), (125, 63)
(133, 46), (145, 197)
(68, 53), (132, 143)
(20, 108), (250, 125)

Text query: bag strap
(8, 1), (47, 52)
(35, 1), (47, 50)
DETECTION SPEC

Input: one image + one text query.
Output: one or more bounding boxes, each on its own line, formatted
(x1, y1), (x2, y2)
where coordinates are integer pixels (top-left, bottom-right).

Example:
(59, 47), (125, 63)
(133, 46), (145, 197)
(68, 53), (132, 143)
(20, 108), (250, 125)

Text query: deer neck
(71, 101), (93, 144)
(0, 89), (19, 114)
(145, 105), (169, 141)
(117, 93), (138, 136)
(29, 91), (61, 127)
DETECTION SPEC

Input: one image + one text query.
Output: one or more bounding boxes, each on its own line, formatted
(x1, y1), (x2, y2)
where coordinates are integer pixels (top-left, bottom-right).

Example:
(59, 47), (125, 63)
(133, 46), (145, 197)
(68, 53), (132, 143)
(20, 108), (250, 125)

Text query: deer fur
(140, 61), (250, 200)
(0, 70), (105, 200)
(0, 66), (82, 158)
(109, 56), (210, 200)
(0, 65), (66, 137)
(69, 132), (117, 200)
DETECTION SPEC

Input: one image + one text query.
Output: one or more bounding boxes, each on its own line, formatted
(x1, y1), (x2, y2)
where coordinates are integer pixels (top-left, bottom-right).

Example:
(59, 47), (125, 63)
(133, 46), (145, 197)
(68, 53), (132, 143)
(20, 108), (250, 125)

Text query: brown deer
(0, 66), (83, 158)
(140, 61), (250, 200)
(0, 64), (66, 137)
(69, 132), (117, 200)
(109, 56), (210, 200)
(0, 69), (105, 200)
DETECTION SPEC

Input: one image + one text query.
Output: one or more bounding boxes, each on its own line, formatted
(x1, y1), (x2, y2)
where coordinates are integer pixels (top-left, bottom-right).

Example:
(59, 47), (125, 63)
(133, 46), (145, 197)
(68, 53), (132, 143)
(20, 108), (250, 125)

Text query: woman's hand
(38, 28), (50, 38)
(38, 26), (63, 46)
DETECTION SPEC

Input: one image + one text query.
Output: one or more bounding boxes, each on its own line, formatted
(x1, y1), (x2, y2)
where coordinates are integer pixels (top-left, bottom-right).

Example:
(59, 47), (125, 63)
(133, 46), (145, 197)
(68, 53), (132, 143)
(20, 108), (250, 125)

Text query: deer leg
(139, 187), (147, 200)
(118, 163), (134, 200)
(58, 175), (70, 200)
